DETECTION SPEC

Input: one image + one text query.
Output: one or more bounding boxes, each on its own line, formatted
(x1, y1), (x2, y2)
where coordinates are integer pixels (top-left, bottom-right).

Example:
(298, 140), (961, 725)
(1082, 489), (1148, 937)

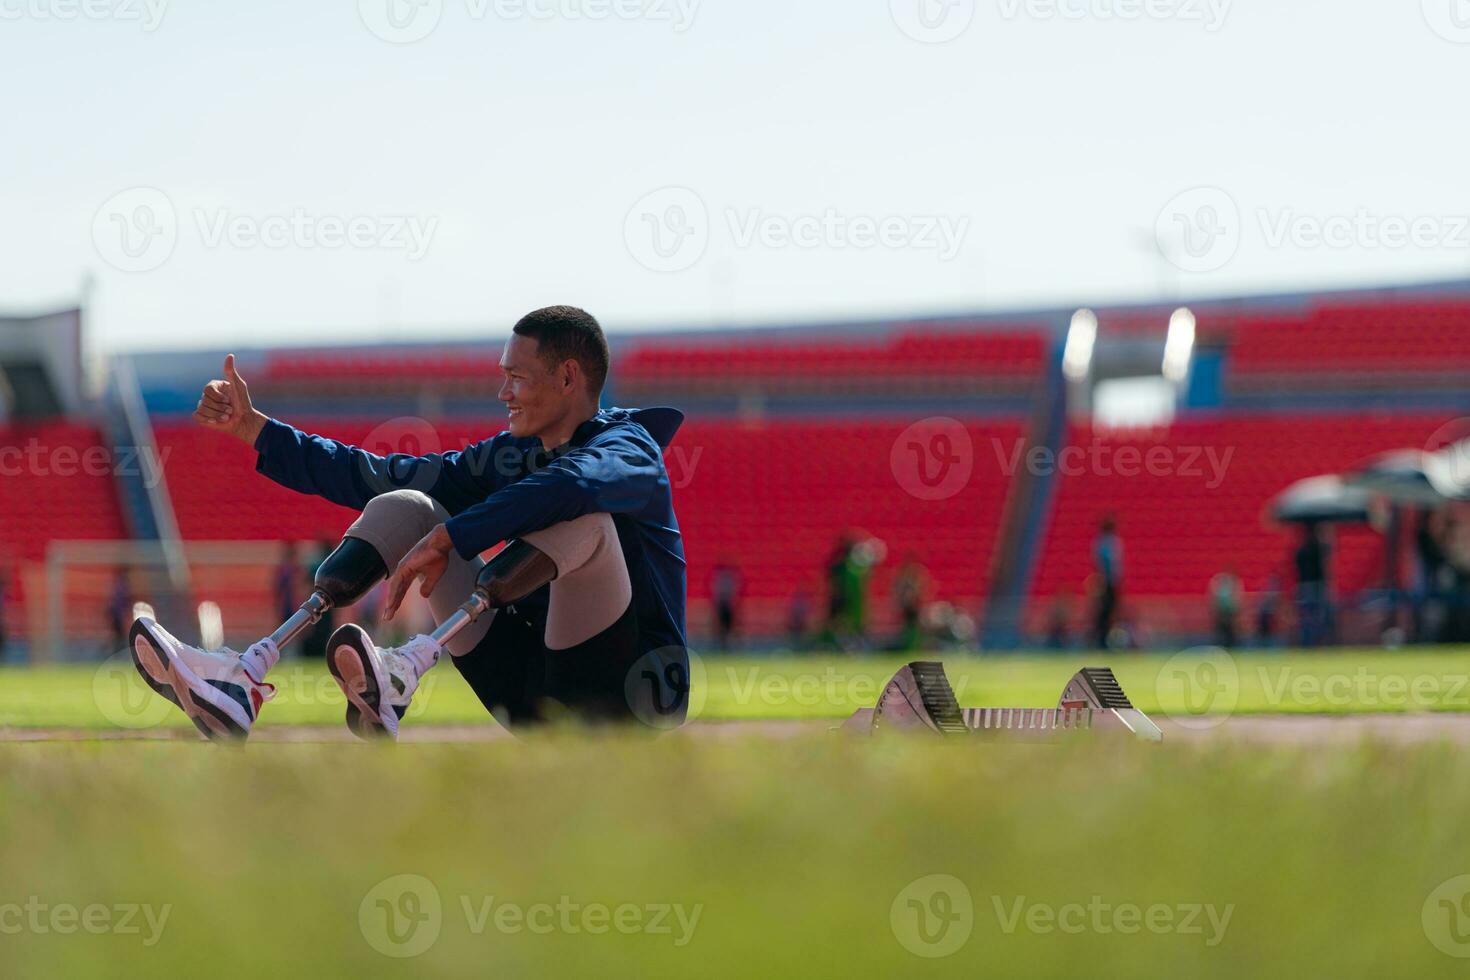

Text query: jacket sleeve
(252, 418), (512, 515)
(443, 425), (666, 559)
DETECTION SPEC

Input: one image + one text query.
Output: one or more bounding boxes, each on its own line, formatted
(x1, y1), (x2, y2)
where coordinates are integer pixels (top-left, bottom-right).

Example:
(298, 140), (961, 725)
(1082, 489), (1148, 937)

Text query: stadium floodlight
(1162, 307), (1196, 383)
(1063, 308), (1098, 382)
(198, 601), (224, 651)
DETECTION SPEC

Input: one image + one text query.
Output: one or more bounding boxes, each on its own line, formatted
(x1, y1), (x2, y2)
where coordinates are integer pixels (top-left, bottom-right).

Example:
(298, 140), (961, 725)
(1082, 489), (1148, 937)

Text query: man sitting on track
(129, 306), (690, 741)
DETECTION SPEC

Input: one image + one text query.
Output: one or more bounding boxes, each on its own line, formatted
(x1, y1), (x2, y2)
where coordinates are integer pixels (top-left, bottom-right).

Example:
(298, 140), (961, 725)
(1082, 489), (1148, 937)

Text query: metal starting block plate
(840, 662), (1162, 743)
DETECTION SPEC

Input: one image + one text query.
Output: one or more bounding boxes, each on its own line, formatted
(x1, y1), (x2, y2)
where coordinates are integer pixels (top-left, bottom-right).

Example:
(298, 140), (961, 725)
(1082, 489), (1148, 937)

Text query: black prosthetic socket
(475, 539), (558, 608)
(314, 536), (390, 606)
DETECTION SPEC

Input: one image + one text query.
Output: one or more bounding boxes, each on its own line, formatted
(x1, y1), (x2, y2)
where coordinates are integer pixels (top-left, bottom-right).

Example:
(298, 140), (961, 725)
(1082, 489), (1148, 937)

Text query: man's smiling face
(499, 333), (567, 441)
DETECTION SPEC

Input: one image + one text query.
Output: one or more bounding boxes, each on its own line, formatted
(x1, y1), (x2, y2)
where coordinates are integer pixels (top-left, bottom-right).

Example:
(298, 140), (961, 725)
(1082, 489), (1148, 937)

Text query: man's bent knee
(347, 490), (448, 568)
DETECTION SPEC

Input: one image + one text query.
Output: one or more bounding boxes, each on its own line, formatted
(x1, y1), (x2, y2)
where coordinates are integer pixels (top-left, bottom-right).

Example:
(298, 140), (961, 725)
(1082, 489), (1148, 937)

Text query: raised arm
(196, 354), (509, 513)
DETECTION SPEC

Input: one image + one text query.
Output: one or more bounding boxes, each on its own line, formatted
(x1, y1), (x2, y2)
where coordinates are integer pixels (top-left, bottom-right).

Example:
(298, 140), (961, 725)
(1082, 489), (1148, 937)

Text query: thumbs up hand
(194, 354), (268, 445)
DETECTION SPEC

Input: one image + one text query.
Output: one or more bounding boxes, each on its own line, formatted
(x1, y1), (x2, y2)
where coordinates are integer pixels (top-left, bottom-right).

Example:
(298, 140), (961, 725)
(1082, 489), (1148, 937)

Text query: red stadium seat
(0, 422), (128, 563)
(1027, 414), (1455, 620)
(1219, 299), (1470, 376)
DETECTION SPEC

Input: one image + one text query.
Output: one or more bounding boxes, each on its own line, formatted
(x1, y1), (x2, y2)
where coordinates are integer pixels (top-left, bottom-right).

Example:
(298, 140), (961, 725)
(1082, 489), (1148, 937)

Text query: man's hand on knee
(383, 524), (456, 621)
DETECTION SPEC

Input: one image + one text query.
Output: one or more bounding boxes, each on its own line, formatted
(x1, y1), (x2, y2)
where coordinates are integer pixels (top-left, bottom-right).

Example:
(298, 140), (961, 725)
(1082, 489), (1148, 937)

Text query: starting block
(840, 662), (1162, 742)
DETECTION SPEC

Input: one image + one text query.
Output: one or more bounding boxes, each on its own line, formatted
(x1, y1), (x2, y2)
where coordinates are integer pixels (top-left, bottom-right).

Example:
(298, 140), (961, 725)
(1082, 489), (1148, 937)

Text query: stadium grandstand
(7, 279), (1470, 661)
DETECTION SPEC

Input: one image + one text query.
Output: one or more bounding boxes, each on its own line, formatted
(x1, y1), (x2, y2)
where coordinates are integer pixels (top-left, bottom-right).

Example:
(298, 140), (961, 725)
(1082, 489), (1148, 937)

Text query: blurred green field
(2, 733), (1469, 977)
(2, 648), (1470, 731)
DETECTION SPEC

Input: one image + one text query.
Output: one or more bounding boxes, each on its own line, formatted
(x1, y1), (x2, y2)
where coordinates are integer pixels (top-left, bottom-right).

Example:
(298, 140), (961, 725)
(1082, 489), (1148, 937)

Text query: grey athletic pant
(343, 489), (633, 657)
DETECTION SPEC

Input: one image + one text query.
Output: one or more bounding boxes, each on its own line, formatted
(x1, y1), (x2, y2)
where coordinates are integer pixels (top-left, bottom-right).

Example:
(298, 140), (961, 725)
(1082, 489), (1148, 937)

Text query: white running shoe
(128, 617), (276, 741)
(327, 624), (441, 740)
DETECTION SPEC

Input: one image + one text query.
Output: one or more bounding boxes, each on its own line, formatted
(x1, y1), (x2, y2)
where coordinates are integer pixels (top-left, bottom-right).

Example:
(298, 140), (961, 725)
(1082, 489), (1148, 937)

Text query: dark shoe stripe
(206, 679), (255, 722)
(189, 691), (247, 740)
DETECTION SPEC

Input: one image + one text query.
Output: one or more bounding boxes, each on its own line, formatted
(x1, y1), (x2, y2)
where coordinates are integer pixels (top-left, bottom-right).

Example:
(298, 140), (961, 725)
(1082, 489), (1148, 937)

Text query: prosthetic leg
(326, 539), (557, 739)
(128, 535), (391, 742)
(424, 540), (558, 649)
(266, 537), (389, 650)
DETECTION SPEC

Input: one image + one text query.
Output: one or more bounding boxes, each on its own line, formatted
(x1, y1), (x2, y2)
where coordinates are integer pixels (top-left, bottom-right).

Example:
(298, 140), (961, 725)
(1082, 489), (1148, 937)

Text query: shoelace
(403, 635), (443, 672)
(238, 639), (280, 701)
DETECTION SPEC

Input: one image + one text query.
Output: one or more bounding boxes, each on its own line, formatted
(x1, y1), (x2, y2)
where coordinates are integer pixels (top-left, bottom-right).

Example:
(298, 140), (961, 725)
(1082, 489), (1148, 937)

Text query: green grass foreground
(2, 649), (1469, 731)
(0, 735), (1468, 977)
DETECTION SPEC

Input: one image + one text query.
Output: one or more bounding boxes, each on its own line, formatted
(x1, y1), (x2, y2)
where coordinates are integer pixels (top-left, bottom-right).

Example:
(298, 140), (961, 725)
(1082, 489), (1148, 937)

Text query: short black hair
(512, 305), (610, 396)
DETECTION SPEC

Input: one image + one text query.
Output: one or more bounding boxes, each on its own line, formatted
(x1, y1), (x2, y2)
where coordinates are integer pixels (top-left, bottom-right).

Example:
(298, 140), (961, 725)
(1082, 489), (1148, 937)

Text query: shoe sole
(327, 624), (396, 740)
(128, 618), (252, 742)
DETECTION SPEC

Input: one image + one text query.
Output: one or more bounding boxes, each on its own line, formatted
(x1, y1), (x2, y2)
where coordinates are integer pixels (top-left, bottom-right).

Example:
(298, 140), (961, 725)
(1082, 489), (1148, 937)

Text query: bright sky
(2, 0), (1468, 352)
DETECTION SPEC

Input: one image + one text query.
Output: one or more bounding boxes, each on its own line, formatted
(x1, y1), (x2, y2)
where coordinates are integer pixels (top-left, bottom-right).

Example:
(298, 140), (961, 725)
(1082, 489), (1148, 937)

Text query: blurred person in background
(1092, 515), (1123, 650)
(1294, 523), (1329, 647)
(1210, 566), (1242, 648)
(841, 531), (883, 650)
(891, 552), (931, 651)
(821, 532), (854, 648)
(1412, 509), (1446, 644)
(0, 565), (8, 657)
(709, 557), (743, 652)
(273, 541), (303, 655)
(1046, 588), (1072, 650)
(1439, 512), (1470, 643)
(107, 568), (133, 653)
(1256, 572), (1281, 648)
(786, 580), (813, 652)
